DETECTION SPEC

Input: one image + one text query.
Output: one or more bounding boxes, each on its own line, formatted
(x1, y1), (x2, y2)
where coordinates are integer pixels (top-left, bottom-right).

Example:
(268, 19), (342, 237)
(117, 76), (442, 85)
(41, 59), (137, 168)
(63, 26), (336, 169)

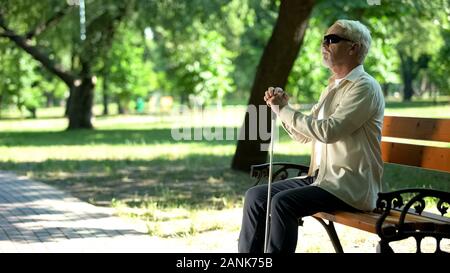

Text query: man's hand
(264, 87), (289, 115)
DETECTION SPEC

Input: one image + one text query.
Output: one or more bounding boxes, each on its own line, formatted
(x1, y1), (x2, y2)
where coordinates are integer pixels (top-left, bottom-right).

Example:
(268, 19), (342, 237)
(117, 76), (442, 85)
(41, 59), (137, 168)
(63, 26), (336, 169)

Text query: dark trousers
(238, 176), (356, 253)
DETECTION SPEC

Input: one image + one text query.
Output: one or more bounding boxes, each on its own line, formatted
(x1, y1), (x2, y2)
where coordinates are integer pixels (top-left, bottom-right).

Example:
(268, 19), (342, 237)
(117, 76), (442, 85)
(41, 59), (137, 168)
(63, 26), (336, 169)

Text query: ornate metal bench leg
(312, 216), (344, 253)
(376, 240), (394, 253)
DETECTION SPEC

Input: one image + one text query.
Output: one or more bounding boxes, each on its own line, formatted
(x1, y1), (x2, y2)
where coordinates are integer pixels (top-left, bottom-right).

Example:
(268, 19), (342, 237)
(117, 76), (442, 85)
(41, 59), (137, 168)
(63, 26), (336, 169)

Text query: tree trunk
(402, 66), (414, 102)
(65, 88), (72, 117)
(117, 97), (125, 115)
(27, 106), (37, 119)
(44, 91), (54, 107)
(102, 78), (109, 115)
(67, 63), (95, 129)
(67, 81), (94, 129)
(231, 0), (316, 172)
(398, 52), (416, 102)
(382, 83), (389, 98)
(66, 47), (77, 117)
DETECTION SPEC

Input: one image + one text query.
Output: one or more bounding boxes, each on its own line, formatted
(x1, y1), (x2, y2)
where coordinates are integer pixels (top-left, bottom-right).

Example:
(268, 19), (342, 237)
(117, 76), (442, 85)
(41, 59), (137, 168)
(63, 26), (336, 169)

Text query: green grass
(385, 100), (450, 118)
(0, 101), (449, 239)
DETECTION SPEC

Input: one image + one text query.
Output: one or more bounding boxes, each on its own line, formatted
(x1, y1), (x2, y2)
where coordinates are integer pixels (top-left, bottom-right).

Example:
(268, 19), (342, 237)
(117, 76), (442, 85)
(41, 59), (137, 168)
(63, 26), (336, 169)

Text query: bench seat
(313, 210), (450, 234)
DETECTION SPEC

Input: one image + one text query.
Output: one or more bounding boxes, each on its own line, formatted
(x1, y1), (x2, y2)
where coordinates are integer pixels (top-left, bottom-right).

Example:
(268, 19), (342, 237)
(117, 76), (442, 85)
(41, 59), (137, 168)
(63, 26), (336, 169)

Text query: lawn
(0, 101), (449, 240)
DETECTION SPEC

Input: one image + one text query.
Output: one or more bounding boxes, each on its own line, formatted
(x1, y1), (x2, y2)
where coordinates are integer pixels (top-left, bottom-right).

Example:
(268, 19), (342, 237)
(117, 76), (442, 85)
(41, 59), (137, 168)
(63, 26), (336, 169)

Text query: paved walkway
(0, 171), (189, 253)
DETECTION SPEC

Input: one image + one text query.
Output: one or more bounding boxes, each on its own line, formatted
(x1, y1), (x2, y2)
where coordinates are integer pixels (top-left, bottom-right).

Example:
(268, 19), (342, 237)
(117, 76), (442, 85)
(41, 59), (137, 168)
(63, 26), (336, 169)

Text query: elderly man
(238, 19), (385, 253)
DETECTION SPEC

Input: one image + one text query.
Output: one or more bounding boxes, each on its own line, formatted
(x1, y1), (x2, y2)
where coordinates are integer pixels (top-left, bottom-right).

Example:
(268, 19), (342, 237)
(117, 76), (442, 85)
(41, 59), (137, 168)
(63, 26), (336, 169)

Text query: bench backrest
(381, 116), (450, 173)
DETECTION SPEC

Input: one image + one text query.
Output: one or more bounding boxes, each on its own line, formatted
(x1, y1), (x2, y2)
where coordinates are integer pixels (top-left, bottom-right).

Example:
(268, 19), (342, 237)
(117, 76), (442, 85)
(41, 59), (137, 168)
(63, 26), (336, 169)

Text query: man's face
(321, 24), (356, 68)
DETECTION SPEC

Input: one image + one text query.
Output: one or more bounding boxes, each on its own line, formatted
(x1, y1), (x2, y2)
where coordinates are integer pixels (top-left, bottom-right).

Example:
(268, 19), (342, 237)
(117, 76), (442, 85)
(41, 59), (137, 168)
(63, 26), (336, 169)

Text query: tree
(296, 0), (449, 100)
(231, 0), (316, 172)
(104, 25), (156, 114)
(394, 17), (443, 101)
(0, 41), (22, 117)
(315, 0), (448, 101)
(137, 0), (241, 109)
(229, 0), (279, 96)
(427, 28), (450, 99)
(0, 40), (61, 118)
(154, 21), (235, 110)
(0, 1), (130, 129)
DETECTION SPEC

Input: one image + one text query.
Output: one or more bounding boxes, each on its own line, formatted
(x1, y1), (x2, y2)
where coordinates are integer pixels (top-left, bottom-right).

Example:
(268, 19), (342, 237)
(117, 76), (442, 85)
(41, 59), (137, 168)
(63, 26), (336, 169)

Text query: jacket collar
(316, 65), (365, 117)
(344, 64), (365, 82)
(328, 64), (365, 85)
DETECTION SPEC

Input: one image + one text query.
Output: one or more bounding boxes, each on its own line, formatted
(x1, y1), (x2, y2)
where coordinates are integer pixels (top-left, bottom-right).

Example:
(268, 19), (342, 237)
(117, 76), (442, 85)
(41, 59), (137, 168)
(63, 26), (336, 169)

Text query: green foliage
(0, 42), (22, 107)
(231, 0), (278, 94)
(1, 0), (449, 114)
(287, 17), (329, 103)
(0, 41), (66, 117)
(285, 0), (449, 101)
(364, 17), (401, 85)
(428, 28), (450, 95)
(153, 18), (235, 107)
(106, 25), (155, 110)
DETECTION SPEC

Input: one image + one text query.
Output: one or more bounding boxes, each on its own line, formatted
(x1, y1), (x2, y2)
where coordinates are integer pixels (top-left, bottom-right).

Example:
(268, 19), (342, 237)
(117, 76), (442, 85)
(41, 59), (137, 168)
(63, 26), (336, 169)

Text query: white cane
(263, 110), (277, 253)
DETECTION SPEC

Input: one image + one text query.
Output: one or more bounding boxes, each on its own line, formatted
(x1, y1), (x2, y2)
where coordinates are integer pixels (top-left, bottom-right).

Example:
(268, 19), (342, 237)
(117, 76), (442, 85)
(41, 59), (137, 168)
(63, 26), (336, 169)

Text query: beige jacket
(279, 65), (385, 211)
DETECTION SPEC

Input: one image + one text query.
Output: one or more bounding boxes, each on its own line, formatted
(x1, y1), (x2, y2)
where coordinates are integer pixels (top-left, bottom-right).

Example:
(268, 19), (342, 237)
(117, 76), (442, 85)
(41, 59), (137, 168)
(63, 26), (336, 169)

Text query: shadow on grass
(1, 153), (448, 209)
(382, 163), (450, 192)
(0, 128), (237, 147)
(0, 116), (65, 121)
(0, 154), (309, 209)
(0, 127), (294, 147)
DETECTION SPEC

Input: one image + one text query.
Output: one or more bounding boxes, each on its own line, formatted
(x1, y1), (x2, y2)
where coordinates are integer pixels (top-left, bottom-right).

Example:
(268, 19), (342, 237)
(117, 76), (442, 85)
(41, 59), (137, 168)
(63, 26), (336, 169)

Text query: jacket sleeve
(278, 80), (381, 144)
(281, 121), (312, 144)
(279, 101), (322, 144)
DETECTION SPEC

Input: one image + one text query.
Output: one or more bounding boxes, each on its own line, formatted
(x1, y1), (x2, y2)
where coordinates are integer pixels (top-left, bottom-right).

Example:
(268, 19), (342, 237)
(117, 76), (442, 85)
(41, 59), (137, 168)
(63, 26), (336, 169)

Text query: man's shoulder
(353, 72), (382, 93)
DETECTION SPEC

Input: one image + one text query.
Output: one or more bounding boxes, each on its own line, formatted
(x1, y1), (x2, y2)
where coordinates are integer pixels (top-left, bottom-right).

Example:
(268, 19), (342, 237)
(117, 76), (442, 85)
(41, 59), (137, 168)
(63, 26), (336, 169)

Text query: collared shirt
(280, 65), (385, 211)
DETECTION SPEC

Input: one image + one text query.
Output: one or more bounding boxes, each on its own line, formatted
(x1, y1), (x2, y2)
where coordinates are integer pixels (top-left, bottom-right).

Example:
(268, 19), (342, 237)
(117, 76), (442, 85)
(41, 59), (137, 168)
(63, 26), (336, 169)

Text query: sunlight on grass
(0, 106), (248, 132)
(1, 103), (449, 248)
(112, 199), (242, 238)
(0, 144), (237, 162)
(382, 137), (450, 148)
(385, 103), (450, 118)
(0, 118), (68, 132)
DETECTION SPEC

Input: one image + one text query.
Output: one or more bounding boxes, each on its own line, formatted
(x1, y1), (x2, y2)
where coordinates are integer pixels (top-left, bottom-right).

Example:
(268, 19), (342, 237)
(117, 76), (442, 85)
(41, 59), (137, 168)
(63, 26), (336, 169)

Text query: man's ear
(348, 43), (360, 56)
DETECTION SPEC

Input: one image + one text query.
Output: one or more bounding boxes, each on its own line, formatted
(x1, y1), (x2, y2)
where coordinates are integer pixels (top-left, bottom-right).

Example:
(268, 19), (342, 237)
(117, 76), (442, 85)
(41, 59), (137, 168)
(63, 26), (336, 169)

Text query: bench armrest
(375, 188), (450, 241)
(250, 162), (310, 186)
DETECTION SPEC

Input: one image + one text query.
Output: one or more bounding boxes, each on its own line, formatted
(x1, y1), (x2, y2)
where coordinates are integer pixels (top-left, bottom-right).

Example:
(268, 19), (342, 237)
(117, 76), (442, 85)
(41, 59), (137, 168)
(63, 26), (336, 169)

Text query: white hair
(334, 19), (372, 63)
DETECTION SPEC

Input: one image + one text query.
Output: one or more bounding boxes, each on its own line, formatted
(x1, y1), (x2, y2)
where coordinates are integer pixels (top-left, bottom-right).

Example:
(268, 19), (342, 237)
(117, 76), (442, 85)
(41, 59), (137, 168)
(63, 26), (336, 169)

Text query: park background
(0, 0), (449, 252)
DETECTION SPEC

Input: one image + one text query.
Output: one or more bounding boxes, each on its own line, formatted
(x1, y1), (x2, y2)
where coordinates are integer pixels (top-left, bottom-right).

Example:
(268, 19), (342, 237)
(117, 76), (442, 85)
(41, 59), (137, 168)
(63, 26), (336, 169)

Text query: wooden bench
(250, 115), (450, 253)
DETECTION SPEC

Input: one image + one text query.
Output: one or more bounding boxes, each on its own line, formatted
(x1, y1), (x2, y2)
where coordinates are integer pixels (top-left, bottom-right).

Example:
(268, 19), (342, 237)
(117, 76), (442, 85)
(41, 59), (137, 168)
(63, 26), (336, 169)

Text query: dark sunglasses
(323, 34), (353, 45)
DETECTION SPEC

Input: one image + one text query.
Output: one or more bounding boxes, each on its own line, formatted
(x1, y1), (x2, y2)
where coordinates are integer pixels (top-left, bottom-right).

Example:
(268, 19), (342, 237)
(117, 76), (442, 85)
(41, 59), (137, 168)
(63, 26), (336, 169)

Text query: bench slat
(382, 116), (450, 142)
(313, 210), (450, 234)
(381, 141), (450, 172)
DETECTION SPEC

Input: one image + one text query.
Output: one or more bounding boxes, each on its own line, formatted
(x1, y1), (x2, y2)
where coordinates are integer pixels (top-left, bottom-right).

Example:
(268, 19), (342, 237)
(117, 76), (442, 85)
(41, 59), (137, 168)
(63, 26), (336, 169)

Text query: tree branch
(80, 2), (131, 62)
(25, 5), (74, 40)
(0, 13), (76, 86)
